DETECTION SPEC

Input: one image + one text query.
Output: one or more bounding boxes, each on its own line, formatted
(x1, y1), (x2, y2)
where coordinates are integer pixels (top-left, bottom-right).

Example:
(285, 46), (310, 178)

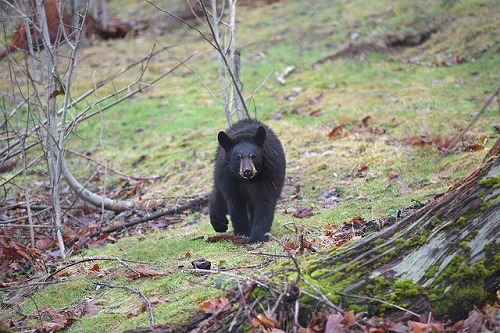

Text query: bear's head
(218, 126), (266, 180)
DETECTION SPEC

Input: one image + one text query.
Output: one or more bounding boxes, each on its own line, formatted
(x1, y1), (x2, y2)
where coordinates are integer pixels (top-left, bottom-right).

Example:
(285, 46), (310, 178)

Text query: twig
(335, 291), (420, 319)
(182, 268), (271, 290)
(46, 256), (151, 281)
(437, 87), (499, 162)
(87, 194), (209, 238)
(95, 282), (155, 326)
(302, 278), (344, 313)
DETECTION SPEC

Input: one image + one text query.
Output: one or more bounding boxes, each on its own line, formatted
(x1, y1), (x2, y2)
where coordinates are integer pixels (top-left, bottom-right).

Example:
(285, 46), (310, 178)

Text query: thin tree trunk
(36, 0), (66, 258)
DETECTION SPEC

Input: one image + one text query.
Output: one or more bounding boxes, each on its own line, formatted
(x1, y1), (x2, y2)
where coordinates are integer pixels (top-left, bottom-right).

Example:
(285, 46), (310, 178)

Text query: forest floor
(0, 0), (499, 332)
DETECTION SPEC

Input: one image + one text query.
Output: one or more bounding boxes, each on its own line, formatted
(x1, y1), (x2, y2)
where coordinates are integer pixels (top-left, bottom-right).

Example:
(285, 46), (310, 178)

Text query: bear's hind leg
(209, 188), (229, 232)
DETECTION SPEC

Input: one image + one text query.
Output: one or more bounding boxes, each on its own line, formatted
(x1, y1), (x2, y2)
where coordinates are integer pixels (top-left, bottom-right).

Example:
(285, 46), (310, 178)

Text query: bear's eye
(249, 154), (255, 159)
(237, 154), (243, 160)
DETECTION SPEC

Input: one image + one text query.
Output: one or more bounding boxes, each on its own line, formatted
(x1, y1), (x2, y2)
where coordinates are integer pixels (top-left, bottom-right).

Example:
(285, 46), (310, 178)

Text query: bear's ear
(254, 126), (267, 146)
(218, 131), (234, 151)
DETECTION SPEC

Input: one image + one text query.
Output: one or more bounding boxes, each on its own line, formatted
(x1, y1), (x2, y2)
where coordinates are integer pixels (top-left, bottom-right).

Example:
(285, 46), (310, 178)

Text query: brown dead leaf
(125, 272), (141, 280)
(256, 313), (280, 329)
(282, 241), (298, 252)
(351, 215), (364, 225)
(388, 171), (400, 183)
(368, 328), (385, 333)
(292, 207), (314, 218)
(341, 310), (355, 327)
(327, 124), (346, 138)
(465, 143), (485, 151)
(149, 297), (162, 306)
(54, 269), (70, 278)
(126, 301), (147, 318)
(357, 165), (369, 174)
(325, 313), (344, 333)
(199, 296), (231, 319)
(407, 321), (444, 333)
(463, 309), (485, 333)
(361, 116), (371, 127)
(0, 280), (18, 287)
(135, 264), (162, 278)
(309, 109), (324, 117)
(407, 321), (427, 333)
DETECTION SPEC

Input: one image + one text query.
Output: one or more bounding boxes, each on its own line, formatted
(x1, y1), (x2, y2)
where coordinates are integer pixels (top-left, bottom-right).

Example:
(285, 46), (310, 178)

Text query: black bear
(209, 119), (286, 243)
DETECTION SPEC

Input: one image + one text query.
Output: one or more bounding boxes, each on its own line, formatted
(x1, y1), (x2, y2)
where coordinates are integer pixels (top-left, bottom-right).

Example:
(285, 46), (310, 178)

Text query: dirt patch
(314, 42), (389, 65)
(314, 30), (437, 65)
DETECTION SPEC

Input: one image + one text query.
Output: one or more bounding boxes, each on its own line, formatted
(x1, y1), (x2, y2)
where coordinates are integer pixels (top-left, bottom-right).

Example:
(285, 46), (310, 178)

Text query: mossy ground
(0, 0), (498, 331)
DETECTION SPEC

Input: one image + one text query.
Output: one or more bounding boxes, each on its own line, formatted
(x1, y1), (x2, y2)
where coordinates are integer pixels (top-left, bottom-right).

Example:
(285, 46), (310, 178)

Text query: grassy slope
(1, 0), (498, 331)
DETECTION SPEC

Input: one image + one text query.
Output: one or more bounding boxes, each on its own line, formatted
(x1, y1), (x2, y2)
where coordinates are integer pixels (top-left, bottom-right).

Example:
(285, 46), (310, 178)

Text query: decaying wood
(309, 138), (500, 321)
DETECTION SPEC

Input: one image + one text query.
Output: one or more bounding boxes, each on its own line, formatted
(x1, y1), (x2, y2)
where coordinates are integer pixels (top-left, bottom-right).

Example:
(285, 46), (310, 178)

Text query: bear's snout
(239, 157), (257, 179)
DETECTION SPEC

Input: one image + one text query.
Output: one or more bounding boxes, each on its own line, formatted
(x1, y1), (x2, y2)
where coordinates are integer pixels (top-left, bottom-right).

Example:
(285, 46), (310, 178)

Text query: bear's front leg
(228, 200), (251, 237)
(248, 200), (276, 243)
(209, 187), (229, 232)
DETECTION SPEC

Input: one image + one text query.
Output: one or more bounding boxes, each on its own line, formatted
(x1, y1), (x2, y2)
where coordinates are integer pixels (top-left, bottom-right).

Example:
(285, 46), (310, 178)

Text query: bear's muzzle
(239, 157), (257, 179)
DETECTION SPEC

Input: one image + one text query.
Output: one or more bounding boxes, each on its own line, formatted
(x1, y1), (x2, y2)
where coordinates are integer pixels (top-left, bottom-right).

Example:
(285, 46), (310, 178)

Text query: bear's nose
(243, 169), (253, 178)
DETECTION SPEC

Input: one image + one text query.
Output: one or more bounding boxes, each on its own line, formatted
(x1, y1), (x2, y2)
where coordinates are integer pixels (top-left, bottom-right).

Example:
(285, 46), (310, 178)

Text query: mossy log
(305, 138), (500, 321)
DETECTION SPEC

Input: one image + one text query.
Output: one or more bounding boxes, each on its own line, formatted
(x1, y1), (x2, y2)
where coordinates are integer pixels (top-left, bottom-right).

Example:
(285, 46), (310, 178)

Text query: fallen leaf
(325, 313), (344, 333)
(125, 272), (141, 280)
(465, 143), (484, 151)
(199, 296), (231, 318)
(292, 207), (314, 218)
(388, 171), (400, 183)
(54, 270), (69, 278)
(463, 310), (485, 333)
(341, 310), (355, 327)
(282, 241), (298, 252)
(361, 116), (371, 127)
(135, 264), (162, 277)
(126, 302), (147, 318)
(327, 125), (345, 138)
(256, 313), (280, 329)
(407, 321), (427, 333)
(309, 109), (324, 117)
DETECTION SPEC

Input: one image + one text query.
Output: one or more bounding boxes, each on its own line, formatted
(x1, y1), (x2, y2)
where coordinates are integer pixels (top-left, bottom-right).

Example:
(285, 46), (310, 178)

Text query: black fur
(209, 119), (286, 243)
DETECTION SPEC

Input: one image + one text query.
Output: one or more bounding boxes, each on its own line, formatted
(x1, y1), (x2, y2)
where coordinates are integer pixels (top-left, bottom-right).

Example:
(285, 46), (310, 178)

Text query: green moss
(453, 215), (469, 229)
(423, 265), (439, 279)
(478, 176), (500, 188)
(366, 276), (391, 294)
(458, 241), (471, 252)
(480, 195), (500, 211)
(310, 268), (333, 279)
(430, 259), (491, 321)
(392, 278), (420, 300)
(406, 230), (430, 247)
(393, 238), (406, 246)
(433, 254), (464, 285)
